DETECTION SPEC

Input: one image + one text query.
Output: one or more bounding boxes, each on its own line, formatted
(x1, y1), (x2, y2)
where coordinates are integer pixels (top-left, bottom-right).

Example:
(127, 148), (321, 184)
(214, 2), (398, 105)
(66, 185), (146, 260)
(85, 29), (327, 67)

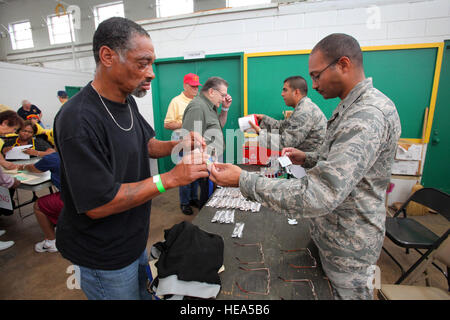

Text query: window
(47, 13), (75, 45)
(9, 21), (34, 50)
(226, 0), (272, 8)
(156, 0), (193, 18)
(94, 1), (125, 29)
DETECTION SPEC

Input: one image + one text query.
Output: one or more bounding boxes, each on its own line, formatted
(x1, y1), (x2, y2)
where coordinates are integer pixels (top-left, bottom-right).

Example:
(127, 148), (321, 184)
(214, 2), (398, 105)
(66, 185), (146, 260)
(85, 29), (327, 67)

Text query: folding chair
(378, 238), (450, 300)
(382, 187), (450, 285)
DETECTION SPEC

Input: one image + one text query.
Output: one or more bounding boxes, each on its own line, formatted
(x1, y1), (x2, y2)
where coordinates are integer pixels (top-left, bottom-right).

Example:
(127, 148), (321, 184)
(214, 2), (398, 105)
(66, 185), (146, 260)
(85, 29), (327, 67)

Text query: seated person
(17, 100), (42, 124)
(18, 152), (61, 253)
(0, 151), (18, 170)
(0, 110), (23, 217)
(0, 110), (24, 170)
(27, 115), (54, 147)
(1, 120), (55, 158)
(0, 164), (20, 216)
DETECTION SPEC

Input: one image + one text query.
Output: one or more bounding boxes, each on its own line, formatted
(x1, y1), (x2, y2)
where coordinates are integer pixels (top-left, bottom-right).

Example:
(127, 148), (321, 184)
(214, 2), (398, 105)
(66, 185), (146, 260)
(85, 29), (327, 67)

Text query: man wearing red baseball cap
(164, 73), (202, 215)
(164, 73), (202, 132)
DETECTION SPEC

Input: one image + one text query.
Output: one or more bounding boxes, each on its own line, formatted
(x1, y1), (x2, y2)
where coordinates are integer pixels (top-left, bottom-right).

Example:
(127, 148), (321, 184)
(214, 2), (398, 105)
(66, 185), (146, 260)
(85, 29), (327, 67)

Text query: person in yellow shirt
(164, 73), (202, 215)
(0, 110), (23, 170)
(164, 73), (201, 134)
(27, 115), (54, 147)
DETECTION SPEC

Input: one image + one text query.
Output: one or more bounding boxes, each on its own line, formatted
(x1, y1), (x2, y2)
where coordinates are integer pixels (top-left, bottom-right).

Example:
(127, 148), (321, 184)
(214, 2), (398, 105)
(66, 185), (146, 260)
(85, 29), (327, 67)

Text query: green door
(152, 53), (243, 174)
(65, 86), (82, 98)
(422, 41), (450, 193)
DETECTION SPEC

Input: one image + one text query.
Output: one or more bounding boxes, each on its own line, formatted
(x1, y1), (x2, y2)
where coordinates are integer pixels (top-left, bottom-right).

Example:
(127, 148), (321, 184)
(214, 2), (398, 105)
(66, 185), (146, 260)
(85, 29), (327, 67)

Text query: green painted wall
(422, 41), (450, 193)
(152, 53), (243, 174)
(247, 47), (438, 139)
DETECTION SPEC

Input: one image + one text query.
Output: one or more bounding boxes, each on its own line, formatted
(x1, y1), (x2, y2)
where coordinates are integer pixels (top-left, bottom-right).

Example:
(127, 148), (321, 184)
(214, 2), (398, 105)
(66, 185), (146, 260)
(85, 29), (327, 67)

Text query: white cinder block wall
(31, 0), (450, 71)
(140, 0), (450, 59)
(0, 61), (93, 127)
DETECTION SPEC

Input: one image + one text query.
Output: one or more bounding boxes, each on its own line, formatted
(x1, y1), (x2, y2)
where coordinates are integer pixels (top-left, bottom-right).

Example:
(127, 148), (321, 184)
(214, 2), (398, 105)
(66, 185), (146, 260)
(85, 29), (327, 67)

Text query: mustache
(138, 78), (152, 87)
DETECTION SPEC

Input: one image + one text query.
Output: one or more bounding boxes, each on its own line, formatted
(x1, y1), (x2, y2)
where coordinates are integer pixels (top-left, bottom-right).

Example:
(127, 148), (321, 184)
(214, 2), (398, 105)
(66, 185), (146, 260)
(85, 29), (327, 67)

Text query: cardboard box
(391, 160), (420, 176)
(242, 145), (280, 165)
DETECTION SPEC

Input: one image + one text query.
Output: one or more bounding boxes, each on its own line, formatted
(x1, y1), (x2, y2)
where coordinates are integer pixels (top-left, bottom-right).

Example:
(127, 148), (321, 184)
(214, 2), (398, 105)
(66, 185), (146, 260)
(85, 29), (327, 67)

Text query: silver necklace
(91, 83), (134, 132)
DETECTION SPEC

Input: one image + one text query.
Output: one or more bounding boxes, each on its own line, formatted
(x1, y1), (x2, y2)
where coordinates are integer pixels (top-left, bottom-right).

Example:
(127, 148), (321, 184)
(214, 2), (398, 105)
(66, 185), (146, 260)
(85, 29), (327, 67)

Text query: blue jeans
(77, 249), (152, 300)
(179, 180), (199, 205)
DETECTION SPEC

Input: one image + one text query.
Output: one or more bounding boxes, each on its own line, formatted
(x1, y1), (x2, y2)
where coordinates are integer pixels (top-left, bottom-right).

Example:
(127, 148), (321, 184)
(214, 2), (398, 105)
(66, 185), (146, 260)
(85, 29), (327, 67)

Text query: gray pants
(308, 241), (374, 300)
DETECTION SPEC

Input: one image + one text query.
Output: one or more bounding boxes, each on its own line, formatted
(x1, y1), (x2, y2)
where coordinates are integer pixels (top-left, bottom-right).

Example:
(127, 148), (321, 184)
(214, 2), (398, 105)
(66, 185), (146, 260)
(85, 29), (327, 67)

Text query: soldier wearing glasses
(209, 33), (401, 300)
(182, 76), (232, 210)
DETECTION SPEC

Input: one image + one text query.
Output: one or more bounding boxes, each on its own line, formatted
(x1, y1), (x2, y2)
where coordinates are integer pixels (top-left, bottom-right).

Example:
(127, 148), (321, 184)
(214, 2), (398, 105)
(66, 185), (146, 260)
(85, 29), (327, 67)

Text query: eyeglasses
(213, 88), (227, 98)
(310, 58), (340, 82)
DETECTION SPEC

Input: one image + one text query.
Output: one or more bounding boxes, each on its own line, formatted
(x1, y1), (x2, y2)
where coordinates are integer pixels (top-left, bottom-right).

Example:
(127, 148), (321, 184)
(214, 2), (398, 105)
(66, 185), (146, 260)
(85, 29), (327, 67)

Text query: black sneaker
(189, 199), (200, 208)
(180, 204), (193, 215)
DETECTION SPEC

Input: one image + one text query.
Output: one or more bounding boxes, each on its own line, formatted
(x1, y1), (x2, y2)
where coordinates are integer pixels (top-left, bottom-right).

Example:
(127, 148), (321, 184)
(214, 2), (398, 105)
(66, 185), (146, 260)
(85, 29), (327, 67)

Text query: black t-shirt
(54, 82), (155, 270)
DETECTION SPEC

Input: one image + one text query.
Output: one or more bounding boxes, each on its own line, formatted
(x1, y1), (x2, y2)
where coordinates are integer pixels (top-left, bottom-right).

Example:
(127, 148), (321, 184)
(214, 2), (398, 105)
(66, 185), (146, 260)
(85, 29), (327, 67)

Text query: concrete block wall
(2, 0), (449, 70)
(143, 0), (450, 59)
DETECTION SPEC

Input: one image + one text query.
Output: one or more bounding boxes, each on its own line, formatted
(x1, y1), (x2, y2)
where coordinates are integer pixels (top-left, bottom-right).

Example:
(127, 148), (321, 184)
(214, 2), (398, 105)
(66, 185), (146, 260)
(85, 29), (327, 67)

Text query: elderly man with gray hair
(17, 100), (42, 124)
(182, 76), (233, 211)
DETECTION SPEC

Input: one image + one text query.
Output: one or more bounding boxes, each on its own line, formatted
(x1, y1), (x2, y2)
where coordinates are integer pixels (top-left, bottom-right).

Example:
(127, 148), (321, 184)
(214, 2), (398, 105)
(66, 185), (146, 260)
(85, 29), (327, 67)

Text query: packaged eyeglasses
(211, 210), (235, 224)
(206, 187), (261, 212)
(232, 222), (245, 238)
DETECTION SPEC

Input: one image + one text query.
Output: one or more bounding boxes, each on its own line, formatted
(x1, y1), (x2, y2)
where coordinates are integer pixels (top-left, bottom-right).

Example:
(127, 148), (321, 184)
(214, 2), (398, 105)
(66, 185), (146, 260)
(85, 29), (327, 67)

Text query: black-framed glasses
(213, 88), (227, 98)
(310, 58), (340, 82)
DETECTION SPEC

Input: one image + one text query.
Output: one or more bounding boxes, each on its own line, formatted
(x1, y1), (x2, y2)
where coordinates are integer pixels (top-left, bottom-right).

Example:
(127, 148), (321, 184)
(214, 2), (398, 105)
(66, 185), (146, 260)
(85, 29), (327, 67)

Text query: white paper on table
(5, 144), (32, 160)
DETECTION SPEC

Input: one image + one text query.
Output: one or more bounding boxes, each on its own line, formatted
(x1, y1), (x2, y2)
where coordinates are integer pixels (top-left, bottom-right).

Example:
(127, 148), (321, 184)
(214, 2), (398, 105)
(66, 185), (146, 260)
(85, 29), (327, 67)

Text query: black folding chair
(382, 187), (450, 285)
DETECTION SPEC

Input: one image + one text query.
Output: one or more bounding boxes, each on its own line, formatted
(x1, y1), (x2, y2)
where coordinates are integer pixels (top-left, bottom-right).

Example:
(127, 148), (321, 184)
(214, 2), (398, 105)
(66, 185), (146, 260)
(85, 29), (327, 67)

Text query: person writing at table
(1, 120), (55, 158)
(27, 115), (55, 148)
(0, 110), (22, 245)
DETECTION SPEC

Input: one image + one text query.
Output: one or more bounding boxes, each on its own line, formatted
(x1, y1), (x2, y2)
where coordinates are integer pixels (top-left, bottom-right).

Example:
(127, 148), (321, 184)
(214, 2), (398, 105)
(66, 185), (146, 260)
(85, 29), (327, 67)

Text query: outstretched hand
(247, 120), (261, 134)
(209, 163), (241, 187)
(179, 131), (206, 152)
(166, 151), (209, 188)
(281, 147), (306, 165)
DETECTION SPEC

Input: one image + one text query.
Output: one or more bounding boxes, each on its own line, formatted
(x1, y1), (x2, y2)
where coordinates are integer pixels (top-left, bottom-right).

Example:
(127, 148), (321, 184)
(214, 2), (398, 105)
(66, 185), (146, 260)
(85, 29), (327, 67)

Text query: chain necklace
(91, 83), (134, 132)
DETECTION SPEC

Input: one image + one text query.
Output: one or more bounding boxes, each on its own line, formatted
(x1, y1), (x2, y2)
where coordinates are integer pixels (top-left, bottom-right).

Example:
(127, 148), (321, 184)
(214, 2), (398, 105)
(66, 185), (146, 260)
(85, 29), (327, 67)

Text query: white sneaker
(0, 240), (14, 251)
(0, 230), (5, 237)
(34, 239), (58, 253)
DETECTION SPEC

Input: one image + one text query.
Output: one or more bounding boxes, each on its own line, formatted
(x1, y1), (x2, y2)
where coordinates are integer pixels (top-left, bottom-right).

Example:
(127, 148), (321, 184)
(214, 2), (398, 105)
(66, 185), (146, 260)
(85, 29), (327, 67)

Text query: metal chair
(378, 238), (450, 300)
(382, 187), (450, 285)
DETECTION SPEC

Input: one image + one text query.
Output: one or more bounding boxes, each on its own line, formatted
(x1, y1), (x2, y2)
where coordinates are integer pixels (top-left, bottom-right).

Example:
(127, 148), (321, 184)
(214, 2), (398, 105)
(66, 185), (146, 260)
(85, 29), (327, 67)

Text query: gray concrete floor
(0, 187), (448, 300)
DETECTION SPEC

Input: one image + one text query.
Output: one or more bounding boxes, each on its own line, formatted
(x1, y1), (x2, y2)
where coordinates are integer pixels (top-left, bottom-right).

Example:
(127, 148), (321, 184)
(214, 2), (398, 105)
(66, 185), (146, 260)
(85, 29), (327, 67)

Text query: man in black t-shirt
(54, 17), (209, 300)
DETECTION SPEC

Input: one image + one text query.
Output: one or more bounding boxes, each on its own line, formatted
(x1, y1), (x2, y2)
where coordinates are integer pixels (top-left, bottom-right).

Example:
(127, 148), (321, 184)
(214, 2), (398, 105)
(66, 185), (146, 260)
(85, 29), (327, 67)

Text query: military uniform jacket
(257, 96), (327, 152)
(239, 78), (401, 286)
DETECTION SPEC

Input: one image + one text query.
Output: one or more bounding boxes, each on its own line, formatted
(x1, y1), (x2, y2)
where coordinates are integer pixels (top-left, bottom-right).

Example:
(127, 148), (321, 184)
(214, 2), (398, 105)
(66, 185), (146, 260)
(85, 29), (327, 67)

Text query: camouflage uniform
(239, 78), (401, 299)
(257, 96), (327, 152)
